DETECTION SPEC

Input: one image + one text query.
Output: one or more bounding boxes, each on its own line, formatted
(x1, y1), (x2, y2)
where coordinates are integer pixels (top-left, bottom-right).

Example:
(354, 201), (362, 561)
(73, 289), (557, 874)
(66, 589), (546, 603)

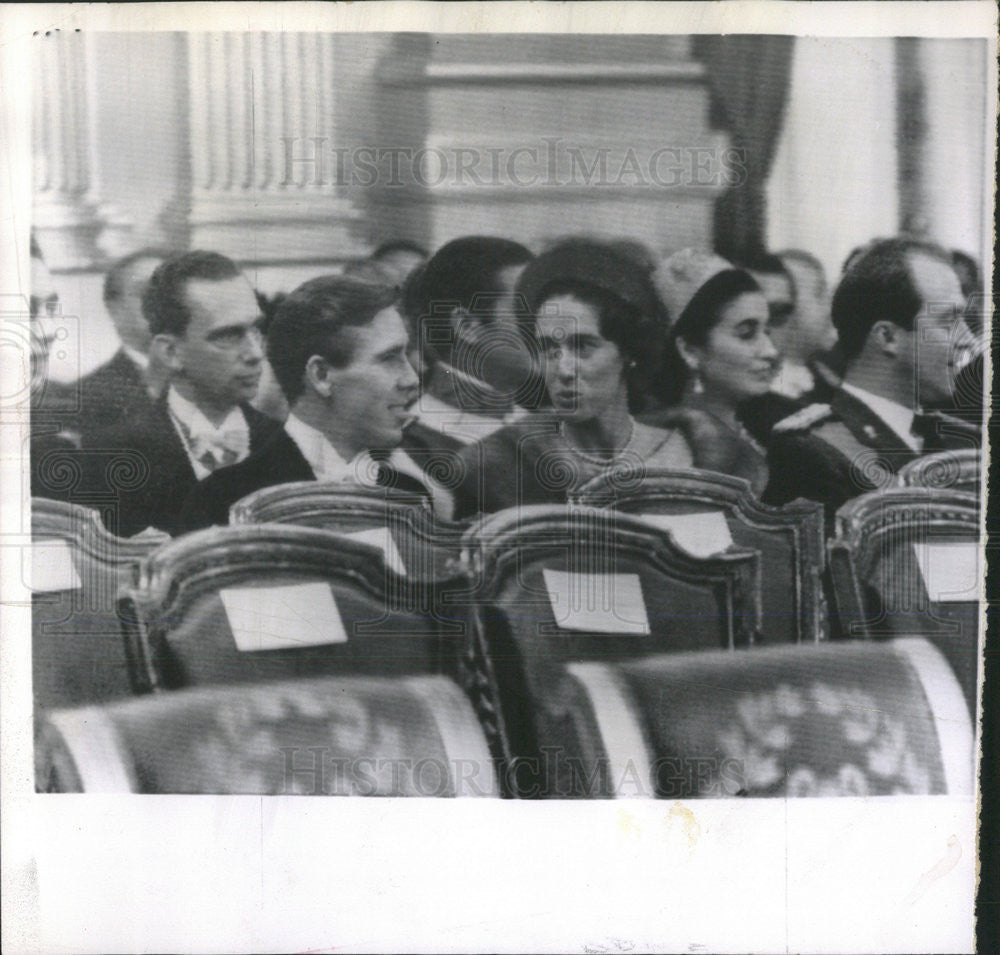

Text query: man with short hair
(774, 249), (839, 399)
(407, 236), (535, 448)
(369, 239), (428, 286)
(85, 250), (279, 536)
(74, 248), (170, 435)
(763, 237), (980, 525)
(179, 275), (452, 530)
(28, 235), (82, 497)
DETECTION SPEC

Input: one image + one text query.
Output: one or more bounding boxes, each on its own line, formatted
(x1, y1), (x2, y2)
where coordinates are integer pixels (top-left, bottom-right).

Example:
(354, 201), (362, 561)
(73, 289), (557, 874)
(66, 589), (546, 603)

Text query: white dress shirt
(283, 413), (370, 483)
(771, 361), (816, 400)
(841, 383), (922, 452)
(283, 413), (454, 518)
(167, 386), (251, 479)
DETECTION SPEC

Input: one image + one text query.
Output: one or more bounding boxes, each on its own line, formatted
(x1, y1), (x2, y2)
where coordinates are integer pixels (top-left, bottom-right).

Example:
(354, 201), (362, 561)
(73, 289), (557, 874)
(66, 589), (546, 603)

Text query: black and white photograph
(1, 2), (995, 952)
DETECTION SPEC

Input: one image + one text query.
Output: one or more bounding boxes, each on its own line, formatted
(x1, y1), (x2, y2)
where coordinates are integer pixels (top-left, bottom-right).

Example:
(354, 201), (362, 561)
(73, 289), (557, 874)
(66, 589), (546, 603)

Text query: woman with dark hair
(449, 240), (693, 518)
(644, 249), (780, 494)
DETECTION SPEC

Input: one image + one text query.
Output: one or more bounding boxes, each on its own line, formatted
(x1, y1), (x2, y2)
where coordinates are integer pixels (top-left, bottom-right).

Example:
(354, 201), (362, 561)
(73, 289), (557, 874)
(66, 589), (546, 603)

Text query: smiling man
(85, 251), (279, 536)
(179, 275), (451, 530)
(763, 237), (981, 526)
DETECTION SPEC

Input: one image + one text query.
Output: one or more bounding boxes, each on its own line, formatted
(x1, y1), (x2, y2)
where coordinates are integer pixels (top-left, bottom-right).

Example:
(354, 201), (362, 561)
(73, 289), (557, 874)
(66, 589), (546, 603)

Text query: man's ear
(870, 320), (903, 356)
(452, 305), (488, 343)
(304, 354), (335, 398)
(150, 334), (182, 372)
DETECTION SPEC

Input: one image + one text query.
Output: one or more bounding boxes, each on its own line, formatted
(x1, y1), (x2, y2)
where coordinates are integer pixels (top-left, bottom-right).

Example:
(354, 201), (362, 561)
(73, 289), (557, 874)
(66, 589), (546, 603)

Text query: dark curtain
(693, 35), (795, 262)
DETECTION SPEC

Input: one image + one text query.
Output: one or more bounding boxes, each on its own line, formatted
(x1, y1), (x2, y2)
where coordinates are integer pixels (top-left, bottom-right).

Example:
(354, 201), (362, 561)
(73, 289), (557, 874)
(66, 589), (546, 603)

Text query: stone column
(185, 32), (364, 262)
(32, 29), (132, 269)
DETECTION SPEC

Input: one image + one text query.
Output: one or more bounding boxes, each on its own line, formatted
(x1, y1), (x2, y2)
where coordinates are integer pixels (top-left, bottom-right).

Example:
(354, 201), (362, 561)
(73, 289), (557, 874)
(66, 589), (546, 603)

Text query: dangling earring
(692, 367), (704, 395)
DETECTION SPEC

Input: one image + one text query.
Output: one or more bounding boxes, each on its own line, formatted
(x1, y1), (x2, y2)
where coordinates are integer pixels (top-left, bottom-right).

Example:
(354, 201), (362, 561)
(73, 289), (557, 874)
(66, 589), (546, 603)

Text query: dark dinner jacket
(77, 349), (157, 437)
(84, 396), (280, 538)
(178, 425), (439, 532)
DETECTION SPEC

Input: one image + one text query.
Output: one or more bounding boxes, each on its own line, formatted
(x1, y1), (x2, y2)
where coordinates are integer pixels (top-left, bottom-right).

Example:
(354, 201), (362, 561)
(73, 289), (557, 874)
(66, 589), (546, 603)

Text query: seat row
(30, 457), (982, 797)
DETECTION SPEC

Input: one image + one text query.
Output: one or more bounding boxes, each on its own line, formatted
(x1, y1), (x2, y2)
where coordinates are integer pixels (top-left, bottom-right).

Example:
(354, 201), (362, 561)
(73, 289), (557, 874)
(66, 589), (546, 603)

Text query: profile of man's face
(112, 256), (164, 353)
(782, 258), (836, 357)
(30, 254), (60, 383)
(325, 306), (420, 454)
(907, 253), (971, 408)
(171, 276), (265, 412)
(453, 262), (534, 400)
(749, 269), (795, 361)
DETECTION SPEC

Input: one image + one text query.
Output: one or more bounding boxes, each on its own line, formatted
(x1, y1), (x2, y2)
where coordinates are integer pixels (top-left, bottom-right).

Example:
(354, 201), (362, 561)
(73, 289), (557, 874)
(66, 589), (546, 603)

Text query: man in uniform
(763, 237), (980, 529)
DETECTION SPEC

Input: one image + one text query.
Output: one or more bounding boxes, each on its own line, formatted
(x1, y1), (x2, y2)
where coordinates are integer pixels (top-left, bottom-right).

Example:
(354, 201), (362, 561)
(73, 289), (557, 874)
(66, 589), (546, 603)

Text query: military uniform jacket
(762, 388), (980, 528)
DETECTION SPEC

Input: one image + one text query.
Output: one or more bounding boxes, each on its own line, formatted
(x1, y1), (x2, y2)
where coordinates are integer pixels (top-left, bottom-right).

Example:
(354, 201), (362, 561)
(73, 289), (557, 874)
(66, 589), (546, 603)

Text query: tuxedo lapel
(243, 403), (283, 452)
(149, 396), (200, 481)
(253, 429), (316, 483)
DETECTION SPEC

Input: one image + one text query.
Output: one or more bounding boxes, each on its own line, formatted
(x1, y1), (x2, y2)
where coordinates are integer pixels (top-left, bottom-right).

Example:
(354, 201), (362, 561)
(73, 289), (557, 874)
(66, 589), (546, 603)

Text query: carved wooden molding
(463, 503), (763, 649)
(230, 480), (469, 583)
(897, 449), (981, 492)
(32, 497), (169, 566)
(125, 524), (419, 624)
(832, 487), (980, 562)
(827, 487), (981, 640)
(574, 467), (827, 643)
(230, 480), (430, 526)
(119, 523), (444, 692)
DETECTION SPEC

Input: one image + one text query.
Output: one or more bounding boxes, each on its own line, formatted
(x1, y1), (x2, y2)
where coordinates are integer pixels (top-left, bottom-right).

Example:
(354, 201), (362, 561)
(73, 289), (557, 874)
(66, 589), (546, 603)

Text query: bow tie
(180, 424), (249, 472)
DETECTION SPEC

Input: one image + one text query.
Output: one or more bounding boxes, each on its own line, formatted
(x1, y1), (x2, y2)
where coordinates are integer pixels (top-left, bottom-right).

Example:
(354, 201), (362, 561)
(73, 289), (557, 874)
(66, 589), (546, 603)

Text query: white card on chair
(914, 542), (980, 603)
(343, 527), (408, 576)
(220, 582), (348, 652)
(542, 568), (650, 635)
(30, 539), (82, 593)
(636, 511), (733, 558)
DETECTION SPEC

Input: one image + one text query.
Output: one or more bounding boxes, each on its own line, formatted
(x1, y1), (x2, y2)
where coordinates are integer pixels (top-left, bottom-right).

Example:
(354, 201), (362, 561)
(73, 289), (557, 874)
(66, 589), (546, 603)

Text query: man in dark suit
(73, 249), (170, 437)
(405, 236), (537, 446)
(764, 237), (981, 529)
(84, 251), (279, 537)
(179, 275), (455, 530)
(28, 234), (84, 499)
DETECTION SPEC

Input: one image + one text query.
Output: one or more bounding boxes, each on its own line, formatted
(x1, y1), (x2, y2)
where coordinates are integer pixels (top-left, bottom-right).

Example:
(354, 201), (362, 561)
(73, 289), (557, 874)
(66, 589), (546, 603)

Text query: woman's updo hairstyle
(652, 248), (761, 405)
(515, 238), (668, 412)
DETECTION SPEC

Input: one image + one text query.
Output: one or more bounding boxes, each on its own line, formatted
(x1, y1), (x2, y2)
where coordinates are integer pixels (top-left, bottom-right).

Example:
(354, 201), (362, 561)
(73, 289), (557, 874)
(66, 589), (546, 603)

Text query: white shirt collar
(167, 386), (250, 478)
(283, 413), (363, 483)
(282, 415), (453, 517)
(841, 383), (922, 452)
(771, 361), (815, 400)
(121, 345), (149, 370)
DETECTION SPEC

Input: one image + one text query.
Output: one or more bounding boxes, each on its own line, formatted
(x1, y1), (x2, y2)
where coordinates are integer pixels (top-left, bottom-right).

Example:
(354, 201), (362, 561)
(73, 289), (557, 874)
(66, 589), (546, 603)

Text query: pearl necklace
(700, 406), (766, 457)
(557, 417), (636, 466)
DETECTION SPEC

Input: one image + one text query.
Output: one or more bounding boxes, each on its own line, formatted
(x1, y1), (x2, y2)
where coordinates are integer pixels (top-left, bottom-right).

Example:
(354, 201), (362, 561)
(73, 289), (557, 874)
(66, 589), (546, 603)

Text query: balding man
(764, 237), (980, 527)
(85, 251), (279, 536)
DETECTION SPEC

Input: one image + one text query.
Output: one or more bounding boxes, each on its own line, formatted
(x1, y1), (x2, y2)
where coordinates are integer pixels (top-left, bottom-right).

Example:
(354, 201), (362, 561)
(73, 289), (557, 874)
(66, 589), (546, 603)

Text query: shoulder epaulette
(772, 403), (833, 433)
